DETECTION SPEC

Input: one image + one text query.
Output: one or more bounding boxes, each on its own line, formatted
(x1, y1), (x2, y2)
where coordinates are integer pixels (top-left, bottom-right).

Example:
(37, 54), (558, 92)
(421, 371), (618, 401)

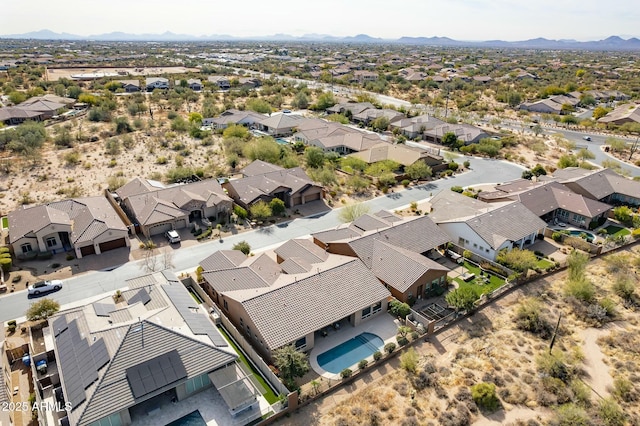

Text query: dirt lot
(45, 66), (200, 82)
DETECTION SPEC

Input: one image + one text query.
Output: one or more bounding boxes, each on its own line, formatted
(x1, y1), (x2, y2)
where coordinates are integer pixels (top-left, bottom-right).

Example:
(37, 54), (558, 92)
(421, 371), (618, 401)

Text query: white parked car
(28, 280), (63, 296)
(165, 230), (181, 244)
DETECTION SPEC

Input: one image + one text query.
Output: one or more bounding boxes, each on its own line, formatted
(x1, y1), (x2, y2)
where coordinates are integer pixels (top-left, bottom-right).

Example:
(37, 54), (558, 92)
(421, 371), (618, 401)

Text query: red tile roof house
(223, 160), (323, 209)
(8, 197), (130, 259)
(116, 178), (232, 238)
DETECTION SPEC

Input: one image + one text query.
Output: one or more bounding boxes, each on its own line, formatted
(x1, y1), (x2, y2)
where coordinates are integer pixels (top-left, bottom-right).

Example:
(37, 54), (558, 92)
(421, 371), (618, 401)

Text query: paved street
(0, 156), (523, 323)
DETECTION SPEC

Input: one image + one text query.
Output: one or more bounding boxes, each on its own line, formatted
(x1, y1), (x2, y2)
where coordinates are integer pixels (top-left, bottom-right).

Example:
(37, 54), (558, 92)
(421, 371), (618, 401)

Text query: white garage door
(149, 223), (172, 236)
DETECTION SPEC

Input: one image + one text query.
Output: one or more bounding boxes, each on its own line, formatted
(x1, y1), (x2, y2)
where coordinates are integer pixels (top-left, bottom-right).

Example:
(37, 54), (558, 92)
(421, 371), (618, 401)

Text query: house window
(184, 372), (211, 395)
(362, 306), (372, 319)
(485, 249), (490, 253)
(223, 299), (228, 311)
(21, 243), (33, 254)
(46, 237), (57, 248)
(246, 325), (251, 335)
(240, 318), (244, 328)
(89, 413), (123, 426)
(372, 302), (382, 314)
(294, 336), (307, 351)
(473, 243), (477, 248)
(458, 237), (465, 246)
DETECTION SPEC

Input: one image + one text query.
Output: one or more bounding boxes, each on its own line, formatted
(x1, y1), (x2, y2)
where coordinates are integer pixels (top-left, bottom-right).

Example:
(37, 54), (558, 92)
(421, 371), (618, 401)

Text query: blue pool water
(568, 230), (596, 243)
(317, 332), (384, 374)
(275, 138), (289, 145)
(167, 410), (206, 426)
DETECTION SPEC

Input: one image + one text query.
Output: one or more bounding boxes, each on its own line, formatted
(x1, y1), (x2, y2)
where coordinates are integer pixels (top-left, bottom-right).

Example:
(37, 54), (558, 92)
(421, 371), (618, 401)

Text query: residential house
(519, 93), (580, 115)
(186, 78), (202, 91)
(223, 160), (322, 209)
(423, 123), (489, 145)
(293, 118), (387, 154)
(352, 70), (378, 84)
(40, 271), (263, 426)
(552, 167), (640, 207)
(0, 94), (76, 124)
(207, 76), (231, 90)
(351, 108), (405, 126)
(116, 80), (141, 92)
(504, 181), (612, 228)
(203, 109), (265, 129)
(257, 113), (304, 137)
(8, 197), (130, 259)
(428, 190), (546, 260)
(199, 248), (390, 360)
(145, 77), (169, 91)
(326, 102), (377, 117)
(312, 212), (452, 301)
(597, 103), (640, 126)
(348, 143), (447, 173)
(238, 77), (261, 89)
(117, 178), (232, 237)
(389, 115), (445, 139)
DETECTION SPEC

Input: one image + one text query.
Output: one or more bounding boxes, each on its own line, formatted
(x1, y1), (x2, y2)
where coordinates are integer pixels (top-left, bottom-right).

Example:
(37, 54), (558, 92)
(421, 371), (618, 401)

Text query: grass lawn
(453, 261), (505, 296)
(536, 258), (555, 270)
(218, 326), (280, 404)
(604, 225), (631, 238)
(1, 217), (7, 229)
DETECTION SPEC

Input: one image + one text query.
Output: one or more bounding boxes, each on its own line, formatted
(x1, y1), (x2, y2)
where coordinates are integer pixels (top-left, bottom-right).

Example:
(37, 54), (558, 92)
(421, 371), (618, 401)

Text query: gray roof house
(199, 246), (391, 359)
(202, 109), (265, 129)
(42, 271), (265, 426)
(116, 80), (140, 92)
(8, 197), (130, 259)
(145, 77), (169, 91)
(118, 179), (233, 238)
(389, 115), (446, 139)
(506, 181), (612, 228)
(223, 160), (322, 209)
(257, 113), (305, 137)
(552, 167), (640, 207)
(428, 190), (547, 260)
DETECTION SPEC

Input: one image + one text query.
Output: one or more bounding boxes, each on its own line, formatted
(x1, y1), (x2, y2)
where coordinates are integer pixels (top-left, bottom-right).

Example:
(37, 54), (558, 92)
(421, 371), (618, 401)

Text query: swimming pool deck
(309, 313), (400, 380)
(128, 385), (271, 426)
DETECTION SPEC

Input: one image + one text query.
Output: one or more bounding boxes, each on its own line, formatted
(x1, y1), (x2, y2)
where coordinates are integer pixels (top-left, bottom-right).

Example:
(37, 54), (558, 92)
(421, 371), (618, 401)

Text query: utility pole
(549, 313), (562, 354)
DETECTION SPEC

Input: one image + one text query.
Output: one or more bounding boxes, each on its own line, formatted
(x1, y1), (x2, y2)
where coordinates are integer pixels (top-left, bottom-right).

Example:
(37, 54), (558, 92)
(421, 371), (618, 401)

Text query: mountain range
(2, 30), (640, 50)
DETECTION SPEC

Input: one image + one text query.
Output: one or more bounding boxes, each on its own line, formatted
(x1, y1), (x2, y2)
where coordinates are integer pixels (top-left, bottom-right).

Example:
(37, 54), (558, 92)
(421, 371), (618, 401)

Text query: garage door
(99, 238), (127, 253)
(174, 219), (187, 230)
(80, 245), (96, 257)
(304, 192), (321, 202)
(149, 223), (172, 236)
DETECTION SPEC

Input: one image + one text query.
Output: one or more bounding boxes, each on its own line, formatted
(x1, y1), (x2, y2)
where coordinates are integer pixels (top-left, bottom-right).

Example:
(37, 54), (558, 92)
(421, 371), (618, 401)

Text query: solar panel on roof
(92, 302), (116, 317)
(128, 288), (151, 305)
(53, 316), (68, 337)
(91, 339), (110, 370)
(206, 329), (228, 347)
(126, 350), (187, 399)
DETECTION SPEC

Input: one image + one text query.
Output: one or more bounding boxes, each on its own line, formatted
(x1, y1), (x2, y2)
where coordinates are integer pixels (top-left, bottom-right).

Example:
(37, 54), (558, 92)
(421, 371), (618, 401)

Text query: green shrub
(552, 232), (564, 242)
(373, 351), (382, 361)
(451, 186), (464, 193)
(555, 403), (590, 426)
(514, 298), (552, 339)
(402, 179), (410, 187)
(396, 335), (409, 346)
(384, 342), (396, 354)
(358, 359), (368, 370)
(0, 257), (11, 272)
(196, 228), (212, 240)
(0, 246), (10, 254)
(565, 277), (595, 303)
(471, 382), (500, 411)
(597, 397), (626, 426)
(340, 368), (353, 379)
(400, 348), (418, 373)
(389, 299), (411, 318)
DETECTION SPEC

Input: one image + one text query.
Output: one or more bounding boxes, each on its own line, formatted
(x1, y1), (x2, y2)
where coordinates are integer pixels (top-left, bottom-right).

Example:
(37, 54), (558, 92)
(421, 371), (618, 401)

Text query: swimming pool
(167, 410), (206, 426)
(317, 332), (384, 374)
(275, 138), (289, 145)
(568, 230), (596, 243)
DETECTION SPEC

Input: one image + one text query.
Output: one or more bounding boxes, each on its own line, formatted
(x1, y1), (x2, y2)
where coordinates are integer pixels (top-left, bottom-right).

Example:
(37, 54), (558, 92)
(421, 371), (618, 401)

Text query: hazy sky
(3, 0), (638, 41)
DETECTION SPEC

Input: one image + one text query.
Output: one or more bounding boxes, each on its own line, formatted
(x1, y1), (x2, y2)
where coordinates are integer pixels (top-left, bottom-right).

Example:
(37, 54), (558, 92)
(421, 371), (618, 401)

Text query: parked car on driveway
(28, 280), (63, 296)
(165, 230), (181, 244)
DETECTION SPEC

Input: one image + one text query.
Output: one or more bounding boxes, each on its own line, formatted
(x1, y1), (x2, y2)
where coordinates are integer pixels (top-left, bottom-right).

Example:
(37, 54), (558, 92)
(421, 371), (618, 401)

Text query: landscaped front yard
(535, 257), (555, 271)
(453, 261), (506, 295)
